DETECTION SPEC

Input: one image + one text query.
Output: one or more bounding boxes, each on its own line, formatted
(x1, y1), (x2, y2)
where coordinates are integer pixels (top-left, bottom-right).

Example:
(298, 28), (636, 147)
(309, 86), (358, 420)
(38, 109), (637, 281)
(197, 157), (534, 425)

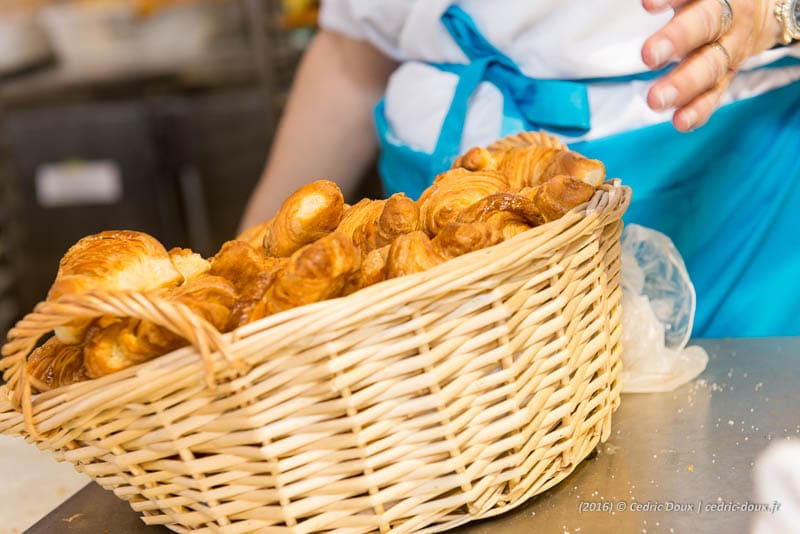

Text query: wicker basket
(0, 180), (630, 533)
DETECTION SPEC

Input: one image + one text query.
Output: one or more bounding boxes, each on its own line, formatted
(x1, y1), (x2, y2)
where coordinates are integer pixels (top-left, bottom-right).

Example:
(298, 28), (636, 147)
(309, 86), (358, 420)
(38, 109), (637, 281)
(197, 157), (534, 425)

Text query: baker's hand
(641, 0), (782, 131)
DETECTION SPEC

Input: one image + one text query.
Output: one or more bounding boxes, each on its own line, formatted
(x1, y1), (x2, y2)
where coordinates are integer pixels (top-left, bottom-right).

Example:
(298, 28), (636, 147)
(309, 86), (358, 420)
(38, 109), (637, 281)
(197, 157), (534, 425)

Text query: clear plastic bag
(620, 224), (708, 393)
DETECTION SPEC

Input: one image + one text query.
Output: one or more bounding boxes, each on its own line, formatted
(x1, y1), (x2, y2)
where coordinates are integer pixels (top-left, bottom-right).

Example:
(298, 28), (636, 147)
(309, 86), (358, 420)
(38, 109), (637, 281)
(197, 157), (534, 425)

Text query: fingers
(647, 37), (731, 113)
(642, 0), (693, 14)
(642, 0), (729, 69)
(671, 72), (732, 131)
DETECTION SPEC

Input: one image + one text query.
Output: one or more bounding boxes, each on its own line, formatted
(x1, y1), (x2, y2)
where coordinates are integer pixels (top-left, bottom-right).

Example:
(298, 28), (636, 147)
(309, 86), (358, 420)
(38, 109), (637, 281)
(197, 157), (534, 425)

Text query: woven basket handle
(1, 290), (239, 433)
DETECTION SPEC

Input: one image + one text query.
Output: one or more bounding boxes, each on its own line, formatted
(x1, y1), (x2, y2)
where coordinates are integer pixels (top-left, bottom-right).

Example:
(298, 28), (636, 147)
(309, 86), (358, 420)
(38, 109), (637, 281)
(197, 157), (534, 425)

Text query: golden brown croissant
(49, 230), (184, 345)
(456, 193), (543, 225)
(386, 222), (504, 278)
(83, 275), (237, 378)
(169, 247), (211, 281)
(487, 131), (568, 152)
(417, 168), (509, 236)
(263, 180), (345, 257)
(49, 230), (183, 301)
(337, 194), (419, 254)
(494, 146), (606, 190)
(454, 132), (568, 172)
(343, 245), (390, 295)
(492, 146), (603, 189)
(26, 337), (89, 391)
(456, 193), (545, 240)
(452, 147), (499, 172)
(210, 240), (285, 328)
(256, 232), (360, 316)
(236, 220), (271, 250)
(336, 198), (384, 244)
(516, 174), (597, 222)
(377, 194), (420, 246)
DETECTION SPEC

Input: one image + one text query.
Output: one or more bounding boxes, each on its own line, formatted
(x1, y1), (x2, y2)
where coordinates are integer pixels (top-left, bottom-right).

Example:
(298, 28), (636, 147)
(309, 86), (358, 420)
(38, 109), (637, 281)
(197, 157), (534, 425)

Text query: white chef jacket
(320, 0), (800, 153)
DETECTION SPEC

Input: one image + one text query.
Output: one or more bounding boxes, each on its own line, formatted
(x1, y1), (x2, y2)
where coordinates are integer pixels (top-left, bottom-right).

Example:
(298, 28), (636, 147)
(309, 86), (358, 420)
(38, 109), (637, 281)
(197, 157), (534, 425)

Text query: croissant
(452, 147), (499, 172)
(456, 193), (545, 240)
(26, 337), (89, 391)
(210, 240), (285, 328)
(48, 230), (184, 345)
(336, 198), (384, 243)
(516, 174), (597, 222)
(256, 232), (360, 316)
(169, 247), (211, 281)
(386, 222), (504, 278)
(454, 132), (569, 172)
(377, 194), (420, 246)
(343, 245), (390, 295)
(235, 220), (271, 250)
(337, 194), (419, 254)
(49, 230), (183, 301)
(83, 275), (237, 378)
(494, 147), (606, 190)
(487, 131), (568, 152)
(417, 168), (509, 236)
(263, 180), (345, 257)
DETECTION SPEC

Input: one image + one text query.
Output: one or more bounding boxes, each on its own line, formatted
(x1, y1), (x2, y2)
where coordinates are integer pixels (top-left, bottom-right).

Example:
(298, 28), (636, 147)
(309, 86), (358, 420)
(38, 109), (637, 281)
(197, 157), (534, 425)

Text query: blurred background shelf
(0, 0), (316, 338)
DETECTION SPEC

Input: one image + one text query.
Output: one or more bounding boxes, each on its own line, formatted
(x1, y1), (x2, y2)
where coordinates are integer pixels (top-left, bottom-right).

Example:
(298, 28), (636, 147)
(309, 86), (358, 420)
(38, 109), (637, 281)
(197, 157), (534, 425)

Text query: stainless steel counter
(460, 337), (800, 534)
(26, 338), (800, 534)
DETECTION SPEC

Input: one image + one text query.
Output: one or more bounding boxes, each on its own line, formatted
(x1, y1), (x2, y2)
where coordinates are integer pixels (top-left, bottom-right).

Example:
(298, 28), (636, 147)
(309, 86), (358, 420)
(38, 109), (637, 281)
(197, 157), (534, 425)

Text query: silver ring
(714, 0), (733, 37)
(709, 40), (731, 70)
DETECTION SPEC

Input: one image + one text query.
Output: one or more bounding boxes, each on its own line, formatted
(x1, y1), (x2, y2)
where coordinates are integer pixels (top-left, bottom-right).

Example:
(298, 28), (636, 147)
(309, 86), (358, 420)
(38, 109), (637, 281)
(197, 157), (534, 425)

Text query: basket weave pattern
(1, 182), (630, 533)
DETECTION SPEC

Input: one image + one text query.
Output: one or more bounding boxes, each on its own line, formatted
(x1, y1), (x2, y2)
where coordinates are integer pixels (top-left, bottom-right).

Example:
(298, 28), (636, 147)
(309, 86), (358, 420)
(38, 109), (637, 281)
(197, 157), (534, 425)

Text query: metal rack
(0, 0), (309, 318)
(0, 140), (20, 342)
(243, 0), (308, 134)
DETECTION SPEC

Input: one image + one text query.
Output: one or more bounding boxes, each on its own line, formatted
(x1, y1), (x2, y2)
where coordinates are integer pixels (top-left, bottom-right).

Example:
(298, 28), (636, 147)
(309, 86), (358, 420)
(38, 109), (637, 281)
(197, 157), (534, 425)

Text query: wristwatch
(775, 0), (800, 45)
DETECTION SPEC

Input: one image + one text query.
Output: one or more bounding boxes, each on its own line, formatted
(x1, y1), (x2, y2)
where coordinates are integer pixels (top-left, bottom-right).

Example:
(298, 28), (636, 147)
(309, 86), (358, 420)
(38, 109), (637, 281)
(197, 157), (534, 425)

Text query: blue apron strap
(430, 57), (492, 174)
(429, 5), (592, 176)
(440, 5), (511, 62)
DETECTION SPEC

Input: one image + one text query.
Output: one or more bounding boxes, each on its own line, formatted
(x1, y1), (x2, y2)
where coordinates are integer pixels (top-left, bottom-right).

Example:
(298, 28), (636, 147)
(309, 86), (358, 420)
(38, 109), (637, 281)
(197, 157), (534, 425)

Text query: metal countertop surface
(26, 337), (800, 534)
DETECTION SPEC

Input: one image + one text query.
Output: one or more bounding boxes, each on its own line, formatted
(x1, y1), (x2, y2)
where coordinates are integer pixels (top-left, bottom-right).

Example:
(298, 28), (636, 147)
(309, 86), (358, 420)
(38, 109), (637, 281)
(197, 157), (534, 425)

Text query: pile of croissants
(22, 132), (606, 392)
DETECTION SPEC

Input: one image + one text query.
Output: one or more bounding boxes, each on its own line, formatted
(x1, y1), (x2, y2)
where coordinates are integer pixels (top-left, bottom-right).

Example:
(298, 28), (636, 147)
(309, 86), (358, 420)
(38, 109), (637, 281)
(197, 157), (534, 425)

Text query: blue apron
(375, 5), (800, 338)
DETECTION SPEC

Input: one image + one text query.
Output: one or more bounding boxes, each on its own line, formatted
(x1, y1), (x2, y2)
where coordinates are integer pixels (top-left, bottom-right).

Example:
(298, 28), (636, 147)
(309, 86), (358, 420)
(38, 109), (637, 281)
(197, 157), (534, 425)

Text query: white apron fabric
(320, 0), (800, 153)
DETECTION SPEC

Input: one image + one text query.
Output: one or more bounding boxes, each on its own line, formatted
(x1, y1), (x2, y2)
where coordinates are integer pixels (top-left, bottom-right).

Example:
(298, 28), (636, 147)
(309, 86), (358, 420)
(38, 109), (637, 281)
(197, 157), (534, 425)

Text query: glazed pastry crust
(418, 168), (509, 236)
(257, 232), (360, 316)
(48, 230), (182, 302)
(337, 194), (419, 254)
(83, 275), (237, 378)
(210, 240), (284, 328)
(49, 230), (184, 345)
(263, 180), (345, 257)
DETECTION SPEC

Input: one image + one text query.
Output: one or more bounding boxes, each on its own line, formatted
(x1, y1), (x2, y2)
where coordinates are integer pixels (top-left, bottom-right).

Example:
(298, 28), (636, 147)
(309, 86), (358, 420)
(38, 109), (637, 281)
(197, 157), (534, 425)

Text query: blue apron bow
(431, 6), (591, 173)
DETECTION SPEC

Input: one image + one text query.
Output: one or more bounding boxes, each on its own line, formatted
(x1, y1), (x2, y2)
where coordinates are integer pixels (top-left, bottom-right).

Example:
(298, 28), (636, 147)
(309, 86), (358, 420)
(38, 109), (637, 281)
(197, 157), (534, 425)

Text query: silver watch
(776, 0), (800, 45)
